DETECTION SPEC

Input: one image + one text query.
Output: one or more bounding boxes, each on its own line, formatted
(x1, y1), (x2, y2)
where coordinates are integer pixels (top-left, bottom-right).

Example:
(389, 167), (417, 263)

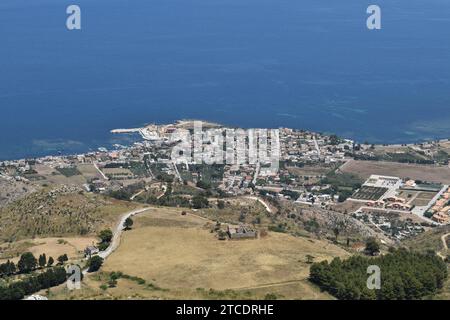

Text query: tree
(217, 200), (225, 210)
(57, 254), (68, 265)
(332, 227), (340, 243)
(196, 180), (210, 190)
(192, 195), (209, 209)
(98, 229), (113, 244)
(17, 252), (37, 274)
(87, 256), (104, 273)
(217, 230), (227, 241)
(365, 237), (380, 256)
(98, 242), (109, 251)
(309, 249), (447, 300)
(123, 217), (134, 230)
(329, 134), (340, 145)
(0, 267), (67, 300)
(306, 255), (315, 264)
(326, 214), (344, 243)
(38, 254), (47, 269)
(0, 260), (16, 276)
(108, 278), (117, 288)
(47, 257), (54, 267)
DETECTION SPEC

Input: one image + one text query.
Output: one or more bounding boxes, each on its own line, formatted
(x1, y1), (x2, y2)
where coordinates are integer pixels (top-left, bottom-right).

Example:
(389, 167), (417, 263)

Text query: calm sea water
(1, 0), (450, 160)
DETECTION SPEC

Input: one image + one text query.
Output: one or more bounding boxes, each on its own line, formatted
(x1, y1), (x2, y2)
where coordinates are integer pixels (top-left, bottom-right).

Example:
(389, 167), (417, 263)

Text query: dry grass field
(0, 237), (96, 264)
(49, 206), (345, 300)
(33, 164), (87, 186)
(76, 163), (103, 181)
(286, 165), (335, 177)
(341, 160), (450, 183)
(198, 197), (269, 225)
(67, 208), (349, 300)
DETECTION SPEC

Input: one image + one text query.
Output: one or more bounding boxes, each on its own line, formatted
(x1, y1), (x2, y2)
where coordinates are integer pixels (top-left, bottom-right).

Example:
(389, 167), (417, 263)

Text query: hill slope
(0, 185), (140, 242)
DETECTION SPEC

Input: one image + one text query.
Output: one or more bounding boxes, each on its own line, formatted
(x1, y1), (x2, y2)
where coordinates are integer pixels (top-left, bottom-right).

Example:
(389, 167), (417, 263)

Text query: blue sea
(1, 0), (450, 160)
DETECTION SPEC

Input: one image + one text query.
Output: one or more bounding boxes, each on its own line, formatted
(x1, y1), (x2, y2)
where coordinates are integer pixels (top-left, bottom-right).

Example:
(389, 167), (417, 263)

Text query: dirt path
(437, 233), (449, 260)
(442, 233), (450, 251)
(230, 279), (305, 291)
(130, 190), (145, 201)
(93, 161), (109, 180)
(156, 185), (167, 199)
(245, 196), (274, 214)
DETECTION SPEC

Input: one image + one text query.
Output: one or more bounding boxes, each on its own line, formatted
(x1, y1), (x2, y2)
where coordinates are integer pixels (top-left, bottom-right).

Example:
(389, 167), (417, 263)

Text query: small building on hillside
(84, 245), (99, 258)
(227, 224), (257, 240)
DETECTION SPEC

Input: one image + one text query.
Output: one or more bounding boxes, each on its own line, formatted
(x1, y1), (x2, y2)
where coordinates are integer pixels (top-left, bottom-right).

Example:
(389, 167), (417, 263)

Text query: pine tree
(17, 252), (37, 274)
(38, 254), (47, 268)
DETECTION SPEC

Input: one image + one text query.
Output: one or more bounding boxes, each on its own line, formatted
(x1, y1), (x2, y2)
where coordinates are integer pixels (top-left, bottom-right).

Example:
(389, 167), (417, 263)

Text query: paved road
(313, 136), (321, 158)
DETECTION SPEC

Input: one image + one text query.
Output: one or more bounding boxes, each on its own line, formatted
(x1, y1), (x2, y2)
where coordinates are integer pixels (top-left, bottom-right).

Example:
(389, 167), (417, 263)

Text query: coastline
(1, 119), (450, 162)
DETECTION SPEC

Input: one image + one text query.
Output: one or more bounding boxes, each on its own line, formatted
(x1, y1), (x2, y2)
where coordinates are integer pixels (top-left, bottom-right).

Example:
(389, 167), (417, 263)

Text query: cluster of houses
(353, 209), (426, 240)
(365, 196), (412, 211)
(220, 164), (259, 195)
(280, 128), (352, 164)
(429, 187), (450, 224)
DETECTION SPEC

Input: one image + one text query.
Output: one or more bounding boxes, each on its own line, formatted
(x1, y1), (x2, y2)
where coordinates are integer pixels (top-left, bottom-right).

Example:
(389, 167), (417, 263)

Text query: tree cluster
(98, 229), (113, 251)
(309, 248), (448, 300)
(0, 267), (67, 300)
(1, 252), (60, 277)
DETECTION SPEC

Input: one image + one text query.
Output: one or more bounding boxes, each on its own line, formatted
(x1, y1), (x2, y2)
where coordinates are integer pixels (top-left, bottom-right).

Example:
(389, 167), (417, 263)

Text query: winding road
(98, 207), (151, 260)
(82, 207), (151, 275)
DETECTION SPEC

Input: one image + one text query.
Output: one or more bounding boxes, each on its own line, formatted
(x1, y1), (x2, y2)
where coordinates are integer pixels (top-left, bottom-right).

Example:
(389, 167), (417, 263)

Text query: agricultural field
(351, 186), (388, 201)
(286, 164), (335, 177)
(53, 208), (349, 300)
(411, 191), (438, 206)
(102, 167), (134, 180)
(32, 164), (87, 186)
(76, 163), (102, 181)
(341, 160), (450, 184)
(55, 167), (82, 178)
(397, 190), (419, 201)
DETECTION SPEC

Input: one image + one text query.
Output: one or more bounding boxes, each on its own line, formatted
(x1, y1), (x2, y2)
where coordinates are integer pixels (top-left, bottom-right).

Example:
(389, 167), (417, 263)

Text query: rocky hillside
(0, 185), (140, 242)
(0, 178), (36, 208)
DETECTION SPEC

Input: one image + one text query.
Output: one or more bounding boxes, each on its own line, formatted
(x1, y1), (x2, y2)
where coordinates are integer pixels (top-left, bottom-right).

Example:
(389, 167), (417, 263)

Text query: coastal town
(1, 120), (450, 300)
(2, 120), (450, 232)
